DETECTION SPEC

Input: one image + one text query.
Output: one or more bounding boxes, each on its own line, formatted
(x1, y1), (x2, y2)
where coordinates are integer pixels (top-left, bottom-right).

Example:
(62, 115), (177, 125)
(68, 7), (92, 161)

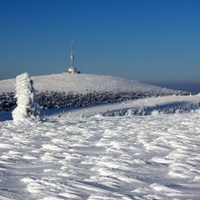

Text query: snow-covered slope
(47, 94), (200, 119)
(0, 73), (179, 94)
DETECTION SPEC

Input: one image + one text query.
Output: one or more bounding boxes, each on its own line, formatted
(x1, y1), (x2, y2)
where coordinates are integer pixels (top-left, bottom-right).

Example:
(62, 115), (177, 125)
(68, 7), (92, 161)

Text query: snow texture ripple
(0, 112), (200, 199)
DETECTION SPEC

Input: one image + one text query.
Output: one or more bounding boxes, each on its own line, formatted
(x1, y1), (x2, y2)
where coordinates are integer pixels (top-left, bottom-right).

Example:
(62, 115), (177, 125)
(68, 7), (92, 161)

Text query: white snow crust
(0, 109), (200, 199)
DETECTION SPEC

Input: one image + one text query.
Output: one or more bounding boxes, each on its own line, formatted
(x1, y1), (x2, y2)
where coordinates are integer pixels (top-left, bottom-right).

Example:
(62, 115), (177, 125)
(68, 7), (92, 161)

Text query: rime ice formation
(12, 73), (40, 123)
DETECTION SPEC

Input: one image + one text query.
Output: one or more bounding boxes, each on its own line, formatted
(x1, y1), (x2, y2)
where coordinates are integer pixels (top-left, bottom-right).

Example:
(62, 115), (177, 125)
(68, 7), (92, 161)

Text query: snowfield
(0, 73), (200, 199)
(1, 111), (200, 200)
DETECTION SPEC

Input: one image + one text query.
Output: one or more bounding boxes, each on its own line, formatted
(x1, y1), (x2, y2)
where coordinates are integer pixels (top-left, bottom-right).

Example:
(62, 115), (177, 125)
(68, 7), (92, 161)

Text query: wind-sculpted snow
(0, 112), (200, 199)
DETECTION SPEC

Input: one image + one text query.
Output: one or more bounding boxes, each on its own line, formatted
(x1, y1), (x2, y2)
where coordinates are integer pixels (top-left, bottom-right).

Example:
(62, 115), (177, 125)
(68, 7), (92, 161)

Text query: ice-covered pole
(12, 73), (40, 124)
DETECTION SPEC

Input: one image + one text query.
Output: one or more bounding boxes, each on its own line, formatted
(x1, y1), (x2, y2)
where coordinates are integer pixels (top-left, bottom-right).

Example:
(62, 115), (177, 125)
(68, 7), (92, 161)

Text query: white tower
(67, 40), (78, 73)
(64, 40), (80, 74)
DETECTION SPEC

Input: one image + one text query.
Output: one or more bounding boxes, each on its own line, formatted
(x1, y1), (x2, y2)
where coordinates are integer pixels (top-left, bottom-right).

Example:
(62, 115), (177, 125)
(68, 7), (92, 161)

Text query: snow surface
(48, 95), (200, 119)
(0, 73), (179, 94)
(0, 73), (200, 199)
(1, 107), (200, 199)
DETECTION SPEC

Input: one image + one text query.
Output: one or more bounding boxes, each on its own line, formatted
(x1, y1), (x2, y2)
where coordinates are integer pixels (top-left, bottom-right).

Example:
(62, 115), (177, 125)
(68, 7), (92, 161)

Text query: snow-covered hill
(1, 73), (189, 112)
(0, 73), (182, 94)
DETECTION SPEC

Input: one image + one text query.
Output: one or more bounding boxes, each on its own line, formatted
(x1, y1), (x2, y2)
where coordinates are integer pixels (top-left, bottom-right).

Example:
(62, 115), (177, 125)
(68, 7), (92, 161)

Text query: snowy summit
(0, 73), (182, 94)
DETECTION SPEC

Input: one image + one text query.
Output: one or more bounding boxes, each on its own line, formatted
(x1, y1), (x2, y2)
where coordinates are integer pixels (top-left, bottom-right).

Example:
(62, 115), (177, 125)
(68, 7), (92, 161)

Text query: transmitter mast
(63, 40), (81, 74)
(70, 40), (74, 69)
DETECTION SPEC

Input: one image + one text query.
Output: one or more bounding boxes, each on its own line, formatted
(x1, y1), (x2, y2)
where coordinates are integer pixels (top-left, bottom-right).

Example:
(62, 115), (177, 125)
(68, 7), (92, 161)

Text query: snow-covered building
(63, 41), (81, 74)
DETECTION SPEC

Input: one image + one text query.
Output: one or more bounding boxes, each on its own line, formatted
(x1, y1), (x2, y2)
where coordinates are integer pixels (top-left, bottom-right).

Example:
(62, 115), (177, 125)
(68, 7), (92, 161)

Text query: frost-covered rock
(12, 73), (40, 124)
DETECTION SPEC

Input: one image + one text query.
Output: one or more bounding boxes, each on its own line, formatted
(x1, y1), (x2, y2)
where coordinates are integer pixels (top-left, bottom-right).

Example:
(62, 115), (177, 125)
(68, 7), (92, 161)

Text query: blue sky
(0, 0), (200, 86)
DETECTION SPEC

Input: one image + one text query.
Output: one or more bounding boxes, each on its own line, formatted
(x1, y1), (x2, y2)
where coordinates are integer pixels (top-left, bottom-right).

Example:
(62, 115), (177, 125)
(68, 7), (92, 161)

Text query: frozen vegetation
(0, 73), (200, 199)
(0, 89), (190, 112)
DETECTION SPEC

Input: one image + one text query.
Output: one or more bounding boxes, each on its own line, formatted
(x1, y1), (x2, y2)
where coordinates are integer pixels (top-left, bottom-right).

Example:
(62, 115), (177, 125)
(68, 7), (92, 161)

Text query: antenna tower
(70, 40), (74, 68)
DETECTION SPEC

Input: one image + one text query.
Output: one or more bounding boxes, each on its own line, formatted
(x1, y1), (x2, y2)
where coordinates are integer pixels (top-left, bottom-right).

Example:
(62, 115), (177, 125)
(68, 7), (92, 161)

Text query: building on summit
(64, 40), (81, 74)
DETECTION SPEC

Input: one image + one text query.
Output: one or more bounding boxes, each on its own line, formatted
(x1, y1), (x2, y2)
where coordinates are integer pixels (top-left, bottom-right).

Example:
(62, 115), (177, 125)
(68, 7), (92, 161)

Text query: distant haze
(149, 82), (200, 93)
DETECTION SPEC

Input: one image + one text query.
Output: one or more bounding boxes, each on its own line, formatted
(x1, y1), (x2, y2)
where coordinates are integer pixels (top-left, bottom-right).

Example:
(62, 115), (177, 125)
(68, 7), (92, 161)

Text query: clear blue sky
(0, 0), (200, 86)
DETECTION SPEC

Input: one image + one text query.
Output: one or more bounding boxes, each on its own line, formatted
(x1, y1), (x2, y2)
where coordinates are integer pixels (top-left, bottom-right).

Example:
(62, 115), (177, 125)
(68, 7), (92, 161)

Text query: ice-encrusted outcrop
(12, 73), (40, 124)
